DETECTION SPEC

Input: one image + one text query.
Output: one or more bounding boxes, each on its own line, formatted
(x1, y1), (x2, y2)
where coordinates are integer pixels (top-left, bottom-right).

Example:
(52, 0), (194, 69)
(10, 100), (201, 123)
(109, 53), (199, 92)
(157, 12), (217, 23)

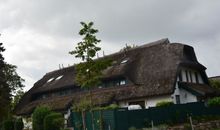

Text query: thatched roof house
(15, 38), (219, 117)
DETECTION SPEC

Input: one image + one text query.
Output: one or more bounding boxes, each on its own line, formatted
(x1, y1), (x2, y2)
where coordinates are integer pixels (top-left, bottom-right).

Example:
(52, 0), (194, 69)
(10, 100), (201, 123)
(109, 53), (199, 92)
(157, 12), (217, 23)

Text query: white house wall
(118, 95), (172, 109)
(173, 75), (198, 104)
(179, 88), (197, 103)
(146, 95), (172, 108)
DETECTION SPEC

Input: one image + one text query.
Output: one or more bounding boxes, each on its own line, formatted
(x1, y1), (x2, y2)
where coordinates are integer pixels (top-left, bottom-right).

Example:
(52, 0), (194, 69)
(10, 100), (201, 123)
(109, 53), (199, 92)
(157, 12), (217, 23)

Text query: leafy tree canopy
(69, 22), (111, 88)
(0, 35), (24, 122)
(209, 79), (220, 90)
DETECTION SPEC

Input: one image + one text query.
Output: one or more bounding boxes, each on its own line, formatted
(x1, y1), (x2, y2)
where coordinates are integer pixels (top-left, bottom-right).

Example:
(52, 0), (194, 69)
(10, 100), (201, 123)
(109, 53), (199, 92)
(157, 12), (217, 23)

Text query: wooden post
(151, 120), (154, 130)
(189, 116), (194, 130)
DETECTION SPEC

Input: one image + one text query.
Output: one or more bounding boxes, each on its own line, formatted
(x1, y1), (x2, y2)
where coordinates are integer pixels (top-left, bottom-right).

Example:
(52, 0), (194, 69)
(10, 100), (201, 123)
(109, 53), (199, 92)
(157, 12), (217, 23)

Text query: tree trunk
(89, 90), (95, 130)
(82, 111), (86, 130)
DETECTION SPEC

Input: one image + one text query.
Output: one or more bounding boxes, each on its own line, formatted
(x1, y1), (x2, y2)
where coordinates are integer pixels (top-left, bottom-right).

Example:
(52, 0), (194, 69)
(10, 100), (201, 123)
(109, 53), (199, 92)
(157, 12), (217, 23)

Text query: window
(178, 72), (182, 81)
(121, 59), (128, 64)
(55, 75), (63, 80)
(185, 70), (189, 82)
(120, 80), (126, 85)
(189, 71), (192, 82)
(47, 78), (54, 83)
(175, 95), (180, 104)
(195, 72), (199, 83)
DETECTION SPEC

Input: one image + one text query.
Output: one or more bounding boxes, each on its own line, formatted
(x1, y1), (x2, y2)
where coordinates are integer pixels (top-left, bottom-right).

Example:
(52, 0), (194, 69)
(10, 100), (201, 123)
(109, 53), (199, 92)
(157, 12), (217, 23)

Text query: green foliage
(72, 96), (92, 112)
(32, 106), (51, 130)
(3, 64), (25, 94)
(0, 42), (10, 123)
(0, 37), (24, 123)
(128, 126), (138, 130)
(69, 22), (101, 62)
(70, 21), (112, 130)
(93, 104), (119, 110)
(183, 123), (191, 130)
(208, 97), (220, 107)
(69, 21), (112, 88)
(44, 112), (64, 130)
(209, 79), (220, 89)
(11, 90), (25, 111)
(14, 118), (24, 130)
(156, 101), (174, 107)
(75, 59), (112, 88)
(193, 115), (220, 123)
(1, 119), (14, 130)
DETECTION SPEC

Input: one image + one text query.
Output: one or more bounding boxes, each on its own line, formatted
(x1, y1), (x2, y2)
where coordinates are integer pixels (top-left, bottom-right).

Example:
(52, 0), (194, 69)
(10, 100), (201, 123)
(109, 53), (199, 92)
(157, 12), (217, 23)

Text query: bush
(2, 119), (14, 130)
(14, 118), (24, 130)
(32, 106), (51, 130)
(156, 101), (174, 107)
(128, 126), (137, 130)
(208, 97), (220, 107)
(44, 112), (64, 130)
(93, 104), (119, 110)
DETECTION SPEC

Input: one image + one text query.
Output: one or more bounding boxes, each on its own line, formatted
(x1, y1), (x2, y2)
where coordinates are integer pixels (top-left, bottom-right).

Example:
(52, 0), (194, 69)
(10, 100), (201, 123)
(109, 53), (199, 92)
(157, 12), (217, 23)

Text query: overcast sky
(0, 0), (220, 91)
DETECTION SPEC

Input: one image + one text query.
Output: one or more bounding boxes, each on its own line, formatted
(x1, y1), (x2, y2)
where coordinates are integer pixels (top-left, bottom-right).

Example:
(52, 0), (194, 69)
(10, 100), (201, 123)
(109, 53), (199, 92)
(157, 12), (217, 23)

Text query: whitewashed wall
(118, 95), (172, 109)
(146, 95), (172, 108)
(179, 88), (197, 103)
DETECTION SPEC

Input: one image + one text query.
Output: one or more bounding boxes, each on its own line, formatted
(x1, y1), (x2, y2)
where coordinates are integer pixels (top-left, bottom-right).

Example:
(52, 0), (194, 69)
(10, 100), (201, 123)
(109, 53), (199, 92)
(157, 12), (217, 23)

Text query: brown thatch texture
(15, 38), (211, 115)
(179, 82), (220, 97)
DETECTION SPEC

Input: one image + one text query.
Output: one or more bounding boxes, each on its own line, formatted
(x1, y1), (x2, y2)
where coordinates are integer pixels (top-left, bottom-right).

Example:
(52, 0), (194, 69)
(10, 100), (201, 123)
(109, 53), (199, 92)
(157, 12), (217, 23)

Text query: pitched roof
(15, 38), (209, 115)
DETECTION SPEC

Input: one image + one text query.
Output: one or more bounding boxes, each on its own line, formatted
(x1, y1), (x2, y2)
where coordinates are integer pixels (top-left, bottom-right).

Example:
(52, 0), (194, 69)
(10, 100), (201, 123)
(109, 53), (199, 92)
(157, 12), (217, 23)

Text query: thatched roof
(15, 38), (211, 115)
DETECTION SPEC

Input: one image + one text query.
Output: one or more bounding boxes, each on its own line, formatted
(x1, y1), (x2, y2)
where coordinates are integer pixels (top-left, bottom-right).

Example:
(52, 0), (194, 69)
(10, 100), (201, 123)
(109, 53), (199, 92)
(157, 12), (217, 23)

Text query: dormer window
(120, 80), (126, 85)
(55, 75), (63, 81)
(47, 78), (54, 83)
(121, 59), (128, 64)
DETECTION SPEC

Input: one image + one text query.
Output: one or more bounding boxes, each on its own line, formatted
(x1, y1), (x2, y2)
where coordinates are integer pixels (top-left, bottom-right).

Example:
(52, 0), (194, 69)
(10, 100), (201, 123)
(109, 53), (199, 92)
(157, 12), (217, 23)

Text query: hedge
(44, 113), (64, 130)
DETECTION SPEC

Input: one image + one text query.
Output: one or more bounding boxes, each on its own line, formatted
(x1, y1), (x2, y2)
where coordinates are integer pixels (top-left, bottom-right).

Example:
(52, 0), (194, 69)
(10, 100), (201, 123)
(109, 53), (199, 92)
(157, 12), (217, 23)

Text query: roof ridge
(44, 38), (170, 75)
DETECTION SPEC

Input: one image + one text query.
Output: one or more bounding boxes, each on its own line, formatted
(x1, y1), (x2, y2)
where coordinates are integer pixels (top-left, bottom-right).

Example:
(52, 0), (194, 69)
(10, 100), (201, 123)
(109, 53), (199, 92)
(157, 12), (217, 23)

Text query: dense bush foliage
(208, 97), (220, 107)
(44, 113), (64, 130)
(93, 104), (119, 110)
(156, 101), (174, 107)
(209, 80), (220, 89)
(32, 106), (51, 130)
(14, 118), (24, 130)
(1, 119), (14, 130)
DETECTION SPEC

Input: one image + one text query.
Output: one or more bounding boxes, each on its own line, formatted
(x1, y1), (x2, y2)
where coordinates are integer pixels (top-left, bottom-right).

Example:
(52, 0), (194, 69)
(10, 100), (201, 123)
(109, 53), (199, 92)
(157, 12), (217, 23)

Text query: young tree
(69, 21), (111, 94)
(69, 22), (111, 130)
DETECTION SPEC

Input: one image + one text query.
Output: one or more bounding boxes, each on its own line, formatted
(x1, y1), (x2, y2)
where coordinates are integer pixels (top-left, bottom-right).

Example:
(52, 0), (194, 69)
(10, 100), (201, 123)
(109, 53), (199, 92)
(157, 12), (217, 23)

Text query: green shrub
(128, 126), (137, 130)
(208, 97), (220, 107)
(156, 101), (174, 107)
(32, 106), (51, 130)
(14, 118), (24, 130)
(93, 104), (119, 110)
(44, 112), (64, 130)
(2, 119), (14, 130)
